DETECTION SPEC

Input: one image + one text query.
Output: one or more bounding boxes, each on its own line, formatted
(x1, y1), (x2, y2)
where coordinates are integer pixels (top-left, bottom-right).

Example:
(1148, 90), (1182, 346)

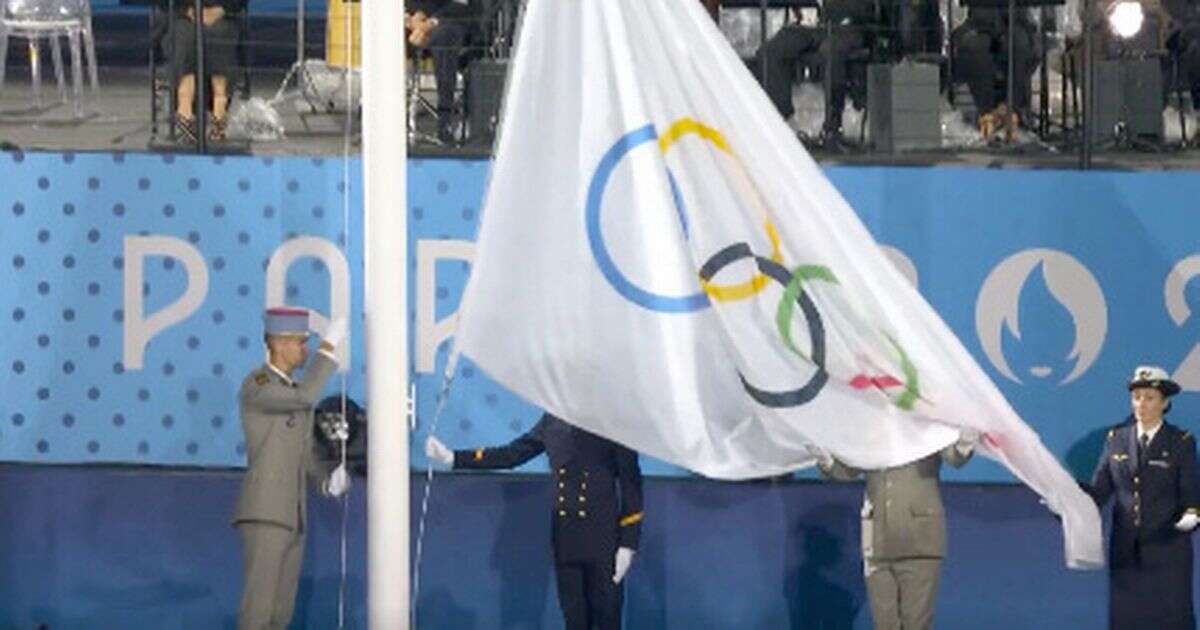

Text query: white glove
(809, 446), (834, 470)
(612, 547), (636, 584)
(425, 436), (454, 466)
(956, 428), (980, 455)
(1175, 513), (1199, 532)
(323, 317), (349, 350)
(324, 463), (350, 498)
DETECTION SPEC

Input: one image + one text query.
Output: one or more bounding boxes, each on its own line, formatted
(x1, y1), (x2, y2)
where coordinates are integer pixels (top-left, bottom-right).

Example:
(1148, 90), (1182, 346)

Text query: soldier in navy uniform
(1086, 365), (1199, 630)
(426, 413), (644, 630)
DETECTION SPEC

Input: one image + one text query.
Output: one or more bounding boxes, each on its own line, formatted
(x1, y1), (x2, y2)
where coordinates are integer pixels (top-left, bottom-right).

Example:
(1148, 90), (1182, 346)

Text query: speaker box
(867, 62), (941, 152)
(466, 59), (509, 147)
(1091, 59), (1164, 142)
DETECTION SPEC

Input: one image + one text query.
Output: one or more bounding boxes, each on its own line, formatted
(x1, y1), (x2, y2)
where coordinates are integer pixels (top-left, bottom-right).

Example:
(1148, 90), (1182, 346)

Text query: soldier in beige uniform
(817, 431), (976, 630)
(233, 307), (350, 630)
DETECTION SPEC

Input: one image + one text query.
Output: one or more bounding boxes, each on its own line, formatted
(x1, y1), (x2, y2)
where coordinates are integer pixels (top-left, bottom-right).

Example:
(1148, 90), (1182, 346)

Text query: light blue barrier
(1, 151), (1197, 481)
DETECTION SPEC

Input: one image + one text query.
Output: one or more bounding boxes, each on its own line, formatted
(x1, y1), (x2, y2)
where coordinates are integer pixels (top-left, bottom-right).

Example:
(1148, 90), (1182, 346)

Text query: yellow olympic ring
(656, 117), (784, 303)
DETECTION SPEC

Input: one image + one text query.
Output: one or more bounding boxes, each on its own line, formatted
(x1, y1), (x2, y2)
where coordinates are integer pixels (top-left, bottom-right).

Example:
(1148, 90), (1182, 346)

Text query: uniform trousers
(238, 522), (306, 630)
(555, 556), (623, 630)
(864, 557), (942, 630)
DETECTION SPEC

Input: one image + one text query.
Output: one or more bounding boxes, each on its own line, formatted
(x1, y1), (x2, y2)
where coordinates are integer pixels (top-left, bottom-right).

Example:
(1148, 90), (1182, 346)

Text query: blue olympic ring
(585, 124), (708, 313)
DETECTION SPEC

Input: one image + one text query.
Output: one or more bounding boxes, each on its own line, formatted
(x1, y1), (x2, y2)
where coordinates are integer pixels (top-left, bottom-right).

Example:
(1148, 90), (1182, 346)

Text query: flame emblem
(976, 249), (1107, 385)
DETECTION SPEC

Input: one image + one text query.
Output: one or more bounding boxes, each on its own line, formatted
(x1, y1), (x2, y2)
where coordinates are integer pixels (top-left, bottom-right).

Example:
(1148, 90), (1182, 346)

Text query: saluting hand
(323, 317), (348, 350)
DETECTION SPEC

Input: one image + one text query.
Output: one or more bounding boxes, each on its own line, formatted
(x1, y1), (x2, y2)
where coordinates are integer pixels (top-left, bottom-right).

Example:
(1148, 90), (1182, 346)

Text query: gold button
(578, 510), (587, 518)
(558, 496), (564, 503)
(1134, 477), (1140, 484)
(579, 496), (586, 503)
(559, 468), (566, 475)
(581, 482), (588, 490)
(559, 510), (567, 517)
(558, 482), (564, 489)
(583, 472), (589, 477)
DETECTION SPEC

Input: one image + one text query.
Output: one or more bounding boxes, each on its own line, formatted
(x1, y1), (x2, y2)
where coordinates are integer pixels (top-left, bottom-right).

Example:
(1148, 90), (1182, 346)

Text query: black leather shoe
(820, 128), (855, 154)
(437, 113), (457, 146)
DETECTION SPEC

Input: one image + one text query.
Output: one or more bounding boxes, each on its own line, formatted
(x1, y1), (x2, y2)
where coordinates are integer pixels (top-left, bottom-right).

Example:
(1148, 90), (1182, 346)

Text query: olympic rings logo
(585, 118), (920, 410)
(585, 118), (785, 313)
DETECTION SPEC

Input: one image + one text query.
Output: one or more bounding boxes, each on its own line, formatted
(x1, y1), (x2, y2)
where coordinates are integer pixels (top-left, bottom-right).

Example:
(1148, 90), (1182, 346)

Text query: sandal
(209, 115), (228, 142)
(174, 113), (198, 144)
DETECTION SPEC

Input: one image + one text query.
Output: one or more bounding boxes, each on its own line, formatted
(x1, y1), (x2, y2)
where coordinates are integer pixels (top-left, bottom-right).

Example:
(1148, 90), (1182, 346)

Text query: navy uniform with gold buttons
(1087, 366), (1200, 630)
(452, 413), (643, 630)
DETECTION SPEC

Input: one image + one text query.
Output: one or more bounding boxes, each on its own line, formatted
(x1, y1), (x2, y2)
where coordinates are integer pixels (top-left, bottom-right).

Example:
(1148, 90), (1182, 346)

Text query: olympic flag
(450, 0), (1102, 568)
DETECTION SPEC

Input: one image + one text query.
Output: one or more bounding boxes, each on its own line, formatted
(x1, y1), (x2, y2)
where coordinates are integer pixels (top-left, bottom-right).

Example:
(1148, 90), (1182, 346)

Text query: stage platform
(4, 65), (1200, 170)
(0, 462), (1170, 629)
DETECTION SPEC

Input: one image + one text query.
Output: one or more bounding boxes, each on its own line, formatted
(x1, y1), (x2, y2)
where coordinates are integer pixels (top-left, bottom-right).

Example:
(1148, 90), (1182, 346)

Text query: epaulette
(1107, 428), (1115, 441)
(254, 372), (270, 386)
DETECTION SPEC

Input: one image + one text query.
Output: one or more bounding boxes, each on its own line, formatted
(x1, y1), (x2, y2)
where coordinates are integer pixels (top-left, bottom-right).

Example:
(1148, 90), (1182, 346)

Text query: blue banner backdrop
(1, 151), (1197, 481)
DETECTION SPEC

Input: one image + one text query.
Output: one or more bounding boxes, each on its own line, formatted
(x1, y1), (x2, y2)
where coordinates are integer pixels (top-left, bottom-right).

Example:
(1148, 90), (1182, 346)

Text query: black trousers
(555, 558), (623, 630)
(1171, 23), (1200, 104)
(751, 24), (865, 131)
(951, 25), (1038, 114)
(425, 20), (467, 117)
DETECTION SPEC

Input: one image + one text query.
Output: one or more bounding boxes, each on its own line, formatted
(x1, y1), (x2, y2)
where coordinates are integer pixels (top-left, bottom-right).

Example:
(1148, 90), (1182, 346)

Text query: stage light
(1108, 1), (1145, 40)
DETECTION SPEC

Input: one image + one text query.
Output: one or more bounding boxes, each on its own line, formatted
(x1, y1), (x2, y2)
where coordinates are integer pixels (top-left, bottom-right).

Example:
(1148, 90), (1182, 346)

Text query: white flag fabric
(450, 0), (1102, 569)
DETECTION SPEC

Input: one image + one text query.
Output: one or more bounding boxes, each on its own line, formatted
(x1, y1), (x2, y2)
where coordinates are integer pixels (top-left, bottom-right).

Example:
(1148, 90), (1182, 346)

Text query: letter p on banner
(123, 236), (210, 370)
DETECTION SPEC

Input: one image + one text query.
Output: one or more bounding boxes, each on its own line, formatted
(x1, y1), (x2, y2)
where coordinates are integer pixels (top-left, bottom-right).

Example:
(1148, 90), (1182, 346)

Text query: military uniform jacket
(1088, 419), (1200, 629)
(233, 352), (337, 532)
(823, 446), (972, 561)
(454, 414), (644, 564)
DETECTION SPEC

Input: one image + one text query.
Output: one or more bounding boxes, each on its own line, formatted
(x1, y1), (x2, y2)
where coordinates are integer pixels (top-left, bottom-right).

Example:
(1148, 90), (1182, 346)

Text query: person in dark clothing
(749, 0), (875, 142)
(1085, 365), (1199, 630)
(1172, 22), (1200, 109)
(426, 413), (644, 630)
(168, 0), (241, 142)
(407, 0), (477, 144)
(1158, 0), (1200, 117)
(892, 0), (945, 57)
(951, 5), (1040, 132)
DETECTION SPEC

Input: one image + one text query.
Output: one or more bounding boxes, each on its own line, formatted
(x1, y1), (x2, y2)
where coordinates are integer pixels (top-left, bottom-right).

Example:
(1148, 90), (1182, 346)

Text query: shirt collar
(266, 362), (294, 386)
(1137, 421), (1162, 444)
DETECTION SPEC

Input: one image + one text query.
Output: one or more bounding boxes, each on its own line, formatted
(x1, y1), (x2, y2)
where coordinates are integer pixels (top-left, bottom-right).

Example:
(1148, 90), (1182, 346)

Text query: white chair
(0, 0), (99, 115)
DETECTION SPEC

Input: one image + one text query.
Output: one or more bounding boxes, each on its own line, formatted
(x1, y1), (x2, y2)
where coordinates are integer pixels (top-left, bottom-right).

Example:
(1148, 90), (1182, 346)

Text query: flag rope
(411, 374), (454, 628)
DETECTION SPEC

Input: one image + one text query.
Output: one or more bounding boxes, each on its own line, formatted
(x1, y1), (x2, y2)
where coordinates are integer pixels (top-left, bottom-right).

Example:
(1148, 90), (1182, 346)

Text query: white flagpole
(363, 0), (409, 625)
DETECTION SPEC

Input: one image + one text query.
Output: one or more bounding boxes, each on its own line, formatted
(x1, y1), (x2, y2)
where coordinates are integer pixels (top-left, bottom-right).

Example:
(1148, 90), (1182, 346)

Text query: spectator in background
(951, 4), (1040, 140)
(749, 0), (876, 148)
(170, 0), (241, 142)
(407, 0), (476, 144)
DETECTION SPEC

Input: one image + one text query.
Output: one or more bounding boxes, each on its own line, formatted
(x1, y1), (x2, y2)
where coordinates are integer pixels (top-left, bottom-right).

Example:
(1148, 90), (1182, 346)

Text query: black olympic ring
(699, 242), (829, 408)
